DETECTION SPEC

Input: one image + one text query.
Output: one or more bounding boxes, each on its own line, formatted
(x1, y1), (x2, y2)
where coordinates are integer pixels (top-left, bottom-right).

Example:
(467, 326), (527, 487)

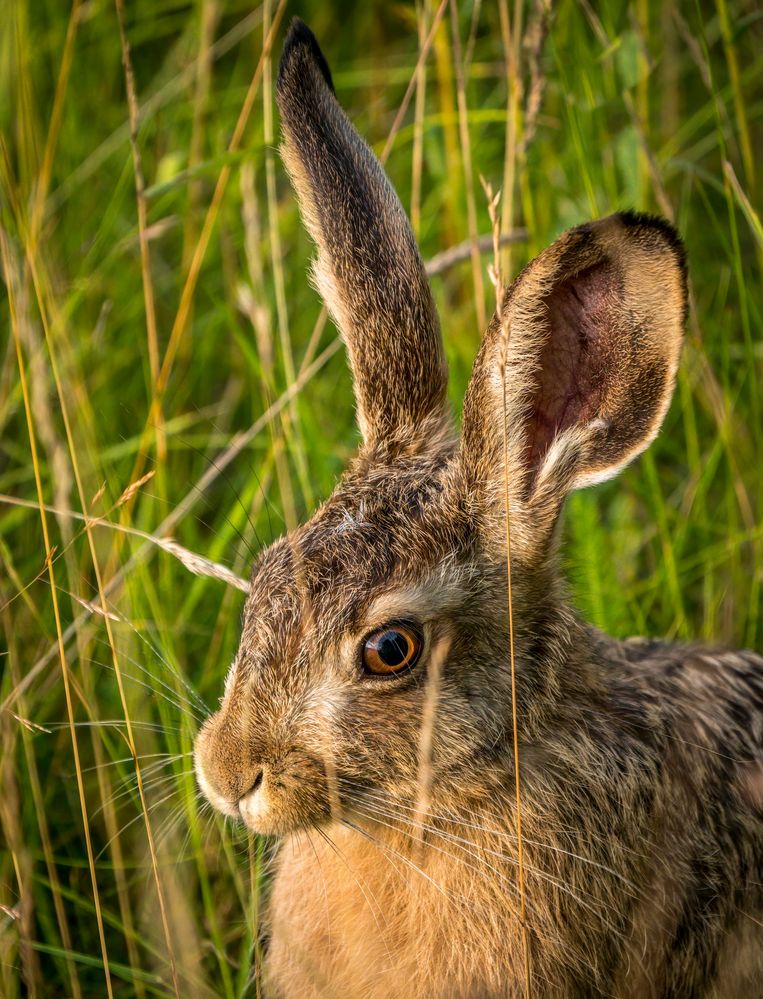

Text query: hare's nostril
(242, 768), (264, 800)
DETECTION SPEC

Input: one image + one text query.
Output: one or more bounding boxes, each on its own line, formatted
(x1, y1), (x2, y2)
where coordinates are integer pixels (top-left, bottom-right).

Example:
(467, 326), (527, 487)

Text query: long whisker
(337, 778), (645, 896)
(90, 618), (210, 718)
(80, 752), (192, 774)
(45, 720), (180, 733)
(343, 791), (631, 934)
(96, 788), (182, 861)
(86, 657), (205, 723)
(89, 635), (208, 716)
(93, 766), (195, 818)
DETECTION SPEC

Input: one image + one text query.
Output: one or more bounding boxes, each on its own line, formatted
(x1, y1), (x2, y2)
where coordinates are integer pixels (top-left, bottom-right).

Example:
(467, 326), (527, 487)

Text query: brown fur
(194, 20), (763, 998)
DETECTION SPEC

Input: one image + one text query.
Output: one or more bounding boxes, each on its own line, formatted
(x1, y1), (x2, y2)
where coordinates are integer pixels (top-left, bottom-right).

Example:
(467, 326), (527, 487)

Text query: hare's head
(194, 20), (687, 836)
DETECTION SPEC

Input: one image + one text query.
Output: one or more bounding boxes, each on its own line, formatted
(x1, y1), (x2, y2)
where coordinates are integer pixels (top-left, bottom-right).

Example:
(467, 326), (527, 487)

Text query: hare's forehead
(253, 486), (456, 592)
(228, 516), (473, 683)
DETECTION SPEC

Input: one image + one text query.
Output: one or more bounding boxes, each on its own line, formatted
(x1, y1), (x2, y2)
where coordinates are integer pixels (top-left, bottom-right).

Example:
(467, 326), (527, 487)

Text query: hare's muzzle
(194, 708), (332, 836)
(193, 713), (262, 822)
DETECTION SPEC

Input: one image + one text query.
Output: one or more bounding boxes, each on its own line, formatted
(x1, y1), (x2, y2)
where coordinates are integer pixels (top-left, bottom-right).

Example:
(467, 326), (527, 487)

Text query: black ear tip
(278, 18), (335, 95)
(616, 210), (687, 273)
(616, 210), (689, 323)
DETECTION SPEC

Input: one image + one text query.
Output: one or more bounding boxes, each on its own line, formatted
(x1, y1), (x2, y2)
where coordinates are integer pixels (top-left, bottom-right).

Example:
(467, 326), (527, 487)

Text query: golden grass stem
(411, 0), (431, 237)
(2, 232), (115, 999)
(262, 0), (312, 519)
(380, 0), (449, 166)
(27, 0), (81, 250)
(502, 346), (532, 997)
(22, 246), (182, 997)
(114, 0), (163, 452)
(449, 0), (486, 331)
(714, 0), (756, 198)
(498, 0), (523, 277)
(153, 0), (287, 403)
(1, 599), (83, 999)
(181, 0), (219, 274)
(483, 178), (532, 994)
(254, 13), (300, 531)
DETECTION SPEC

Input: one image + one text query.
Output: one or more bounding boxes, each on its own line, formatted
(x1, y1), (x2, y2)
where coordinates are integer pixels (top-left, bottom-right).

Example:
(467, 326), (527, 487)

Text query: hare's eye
(362, 622), (422, 677)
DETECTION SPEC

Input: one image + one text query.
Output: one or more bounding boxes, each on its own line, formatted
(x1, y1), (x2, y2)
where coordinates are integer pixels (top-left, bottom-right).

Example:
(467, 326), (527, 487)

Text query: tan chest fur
(267, 824), (530, 999)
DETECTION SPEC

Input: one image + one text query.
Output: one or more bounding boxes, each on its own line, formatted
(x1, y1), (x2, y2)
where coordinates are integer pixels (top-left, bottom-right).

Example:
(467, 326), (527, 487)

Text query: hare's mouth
(226, 763), (333, 837)
(237, 774), (279, 835)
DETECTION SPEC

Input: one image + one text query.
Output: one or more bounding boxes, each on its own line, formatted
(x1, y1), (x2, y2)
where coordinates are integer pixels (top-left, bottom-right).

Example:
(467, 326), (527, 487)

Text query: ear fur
(276, 20), (450, 455)
(459, 211), (687, 556)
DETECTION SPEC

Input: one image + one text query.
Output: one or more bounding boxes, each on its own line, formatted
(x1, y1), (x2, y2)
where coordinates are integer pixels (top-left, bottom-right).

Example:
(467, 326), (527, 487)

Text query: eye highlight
(361, 622), (422, 677)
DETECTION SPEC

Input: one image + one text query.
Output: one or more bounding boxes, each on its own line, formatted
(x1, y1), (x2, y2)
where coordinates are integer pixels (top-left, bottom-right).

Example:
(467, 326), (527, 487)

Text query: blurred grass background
(0, 0), (761, 995)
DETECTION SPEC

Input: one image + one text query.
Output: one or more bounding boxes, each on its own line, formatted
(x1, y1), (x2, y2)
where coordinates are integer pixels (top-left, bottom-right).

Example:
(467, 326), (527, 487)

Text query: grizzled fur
(194, 18), (763, 998)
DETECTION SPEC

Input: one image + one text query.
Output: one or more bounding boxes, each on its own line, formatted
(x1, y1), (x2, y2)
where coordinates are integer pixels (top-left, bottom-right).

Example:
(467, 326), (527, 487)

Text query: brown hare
(194, 19), (763, 998)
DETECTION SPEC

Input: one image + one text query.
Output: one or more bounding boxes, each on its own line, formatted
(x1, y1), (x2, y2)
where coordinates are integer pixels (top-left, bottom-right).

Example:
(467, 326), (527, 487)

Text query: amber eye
(361, 622), (422, 677)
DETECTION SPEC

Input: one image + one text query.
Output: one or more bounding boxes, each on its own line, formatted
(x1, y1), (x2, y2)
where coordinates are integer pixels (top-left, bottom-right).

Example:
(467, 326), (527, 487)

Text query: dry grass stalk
(114, 0), (289, 546)
(498, 0), (523, 278)
(115, 469), (156, 509)
(413, 633), (452, 864)
(262, 0), (312, 518)
(239, 161), (298, 532)
(0, 492), (250, 594)
(411, 0), (431, 237)
(520, 0), (552, 155)
(380, 0), (449, 165)
(425, 231), (527, 276)
(19, 234), (182, 998)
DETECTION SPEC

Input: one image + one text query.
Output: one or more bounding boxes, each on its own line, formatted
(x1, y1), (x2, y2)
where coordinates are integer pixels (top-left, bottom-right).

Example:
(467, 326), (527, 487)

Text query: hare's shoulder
(622, 637), (763, 711)
(607, 640), (763, 996)
(616, 637), (763, 787)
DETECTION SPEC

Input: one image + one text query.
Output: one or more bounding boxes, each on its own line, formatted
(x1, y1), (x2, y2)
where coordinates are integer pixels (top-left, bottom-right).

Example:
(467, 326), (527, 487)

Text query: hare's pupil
(377, 631), (407, 666)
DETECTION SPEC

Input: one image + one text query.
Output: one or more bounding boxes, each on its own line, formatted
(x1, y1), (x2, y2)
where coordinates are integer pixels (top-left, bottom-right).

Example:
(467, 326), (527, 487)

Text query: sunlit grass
(1, 1), (761, 995)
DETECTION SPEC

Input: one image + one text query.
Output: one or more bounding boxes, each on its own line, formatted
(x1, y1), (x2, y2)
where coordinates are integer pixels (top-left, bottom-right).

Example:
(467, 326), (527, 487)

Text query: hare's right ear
(459, 212), (687, 560)
(276, 20), (449, 455)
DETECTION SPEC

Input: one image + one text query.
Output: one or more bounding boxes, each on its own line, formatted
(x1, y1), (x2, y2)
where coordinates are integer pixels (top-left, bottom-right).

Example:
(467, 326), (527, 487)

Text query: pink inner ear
(524, 260), (617, 475)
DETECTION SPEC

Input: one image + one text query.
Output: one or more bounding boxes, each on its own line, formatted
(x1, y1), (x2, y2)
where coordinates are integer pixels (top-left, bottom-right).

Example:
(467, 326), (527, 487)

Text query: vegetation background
(1, 0), (761, 995)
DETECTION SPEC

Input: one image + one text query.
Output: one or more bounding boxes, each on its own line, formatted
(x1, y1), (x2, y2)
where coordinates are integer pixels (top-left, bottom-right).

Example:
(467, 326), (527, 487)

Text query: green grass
(1, 0), (761, 995)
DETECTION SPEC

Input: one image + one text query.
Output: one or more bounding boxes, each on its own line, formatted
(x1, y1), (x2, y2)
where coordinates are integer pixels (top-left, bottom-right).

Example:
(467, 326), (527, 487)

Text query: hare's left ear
(459, 212), (687, 557)
(276, 20), (449, 455)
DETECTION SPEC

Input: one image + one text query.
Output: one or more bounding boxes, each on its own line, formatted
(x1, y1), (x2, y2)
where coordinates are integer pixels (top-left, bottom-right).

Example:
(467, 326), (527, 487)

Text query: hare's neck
(513, 590), (611, 735)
